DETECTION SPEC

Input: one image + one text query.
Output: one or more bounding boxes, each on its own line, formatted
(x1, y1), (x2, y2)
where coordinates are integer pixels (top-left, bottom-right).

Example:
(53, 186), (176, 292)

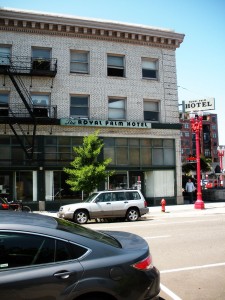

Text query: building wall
(0, 8), (184, 206)
(1, 30), (179, 123)
(180, 113), (219, 165)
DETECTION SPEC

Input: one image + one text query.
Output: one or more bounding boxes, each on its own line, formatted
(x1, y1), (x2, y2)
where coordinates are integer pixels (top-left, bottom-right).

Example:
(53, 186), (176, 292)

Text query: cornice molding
(0, 8), (185, 49)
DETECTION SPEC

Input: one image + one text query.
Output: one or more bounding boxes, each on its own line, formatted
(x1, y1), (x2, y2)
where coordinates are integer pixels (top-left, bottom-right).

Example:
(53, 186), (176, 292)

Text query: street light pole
(190, 111), (205, 209)
(217, 146), (225, 182)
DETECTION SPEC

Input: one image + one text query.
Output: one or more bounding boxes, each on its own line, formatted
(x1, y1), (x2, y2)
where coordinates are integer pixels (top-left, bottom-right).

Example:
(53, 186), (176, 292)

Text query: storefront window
(116, 148), (128, 165)
(12, 147), (24, 165)
(152, 139), (163, 147)
(16, 171), (33, 201)
(141, 147), (151, 166)
(152, 148), (163, 165)
(164, 148), (175, 165)
(104, 148), (115, 165)
(141, 139), (151, 147)
(129, 148), (140, 165)
(103, 138), (174, 167)
(115, 138), (127, 146)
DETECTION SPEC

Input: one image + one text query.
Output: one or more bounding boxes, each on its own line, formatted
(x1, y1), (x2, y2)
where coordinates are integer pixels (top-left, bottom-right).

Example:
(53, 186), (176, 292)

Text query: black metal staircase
(0, 54), (58, 159)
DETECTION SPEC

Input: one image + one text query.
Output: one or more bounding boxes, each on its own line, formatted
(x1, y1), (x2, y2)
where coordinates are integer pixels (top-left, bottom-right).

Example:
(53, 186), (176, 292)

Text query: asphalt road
(81, 203), (225, 300)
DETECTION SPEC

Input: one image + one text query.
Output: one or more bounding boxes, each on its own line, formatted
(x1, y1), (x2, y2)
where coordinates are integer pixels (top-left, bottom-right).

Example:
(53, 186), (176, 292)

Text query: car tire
(126, 208), (139, 222)
(23, 206), (31, 212)
(74, 210), (89, 224)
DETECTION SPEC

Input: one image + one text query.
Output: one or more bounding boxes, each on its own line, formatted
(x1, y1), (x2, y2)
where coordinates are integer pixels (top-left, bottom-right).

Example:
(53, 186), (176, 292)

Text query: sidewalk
(147, 201), (225, 218)
(35, 201), (225, 219)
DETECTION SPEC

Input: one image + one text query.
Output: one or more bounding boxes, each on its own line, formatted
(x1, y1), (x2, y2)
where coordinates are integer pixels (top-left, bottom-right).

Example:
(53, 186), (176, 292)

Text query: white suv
(58, 190), (149, 224)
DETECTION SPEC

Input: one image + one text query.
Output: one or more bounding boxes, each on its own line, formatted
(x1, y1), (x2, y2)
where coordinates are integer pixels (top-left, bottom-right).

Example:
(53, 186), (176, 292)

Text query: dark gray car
(0, 211), (160, 300)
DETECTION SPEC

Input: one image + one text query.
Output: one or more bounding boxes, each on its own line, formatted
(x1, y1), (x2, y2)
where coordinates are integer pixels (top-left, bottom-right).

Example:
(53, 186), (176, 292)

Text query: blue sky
(1, 0), (225, 144)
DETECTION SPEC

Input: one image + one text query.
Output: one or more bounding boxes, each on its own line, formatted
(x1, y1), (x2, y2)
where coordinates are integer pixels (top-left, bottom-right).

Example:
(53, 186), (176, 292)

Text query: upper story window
(70, 95), (89, 119)
(31, 94), (50, 117)
(184, 123), (189, 129)
(31, 94), (49, 106)
(108, 98), (126, 120)
(32, 48), (51, 70)
(143, 100), (159, 122)
(142, 58), (158, 79)
(0, 92), (9, 116)
(107, 55), (125, 77)
(0, 46), (11, 66)
(70, 51), (89, 74)
(32, 48), (51, 60)
(0, 92), (9, 105)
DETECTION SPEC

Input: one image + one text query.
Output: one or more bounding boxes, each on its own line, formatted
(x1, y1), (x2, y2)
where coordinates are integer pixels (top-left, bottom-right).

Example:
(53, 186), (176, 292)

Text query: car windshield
(84, 193), (98, 203)
(55, 217), (121, 248)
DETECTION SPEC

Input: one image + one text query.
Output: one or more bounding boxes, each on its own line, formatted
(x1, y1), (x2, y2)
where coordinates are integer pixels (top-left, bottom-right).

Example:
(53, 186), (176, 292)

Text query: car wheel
(74, 210), (89, 224)
(23, 206), (31, 212)
(126, 208), (139, 222)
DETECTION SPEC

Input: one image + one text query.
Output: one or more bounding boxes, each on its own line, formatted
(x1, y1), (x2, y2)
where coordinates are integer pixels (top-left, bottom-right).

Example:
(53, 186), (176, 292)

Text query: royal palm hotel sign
(60, 119), (152, 129)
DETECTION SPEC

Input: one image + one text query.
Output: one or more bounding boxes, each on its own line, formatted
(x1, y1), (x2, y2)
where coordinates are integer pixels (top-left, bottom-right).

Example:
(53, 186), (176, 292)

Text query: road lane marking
(161, 262), (225, 274)
(160, 283), (182, 300)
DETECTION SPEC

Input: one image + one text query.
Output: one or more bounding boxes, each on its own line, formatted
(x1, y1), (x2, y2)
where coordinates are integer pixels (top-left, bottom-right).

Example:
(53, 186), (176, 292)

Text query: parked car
(0, 198), (31, 212)
(205, 179), (223, 189)
(0, 211), (160, 300)
(0, 197), (9, 210)
(58, 189), (149, 224)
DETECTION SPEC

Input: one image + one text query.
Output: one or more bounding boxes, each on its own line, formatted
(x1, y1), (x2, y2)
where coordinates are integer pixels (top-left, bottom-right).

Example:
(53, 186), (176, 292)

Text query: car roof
(0, 211), (57, 229)
(99, 189), (140, 192)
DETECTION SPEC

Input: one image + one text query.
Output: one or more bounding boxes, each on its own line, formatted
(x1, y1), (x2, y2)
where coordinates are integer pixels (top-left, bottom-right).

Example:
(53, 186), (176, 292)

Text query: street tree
(182, 155), (212, 175)
(64, 131), (114, 195)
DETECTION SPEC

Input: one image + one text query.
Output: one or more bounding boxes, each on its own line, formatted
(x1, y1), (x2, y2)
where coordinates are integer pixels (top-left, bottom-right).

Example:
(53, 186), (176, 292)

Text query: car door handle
(54, 270), (71, 279)
(106, 202), (111, 204)
(124, 201), (128, 203)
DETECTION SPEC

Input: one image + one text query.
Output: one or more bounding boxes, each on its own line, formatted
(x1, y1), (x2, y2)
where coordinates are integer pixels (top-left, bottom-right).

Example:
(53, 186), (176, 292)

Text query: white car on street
(58, 189), (149, 224)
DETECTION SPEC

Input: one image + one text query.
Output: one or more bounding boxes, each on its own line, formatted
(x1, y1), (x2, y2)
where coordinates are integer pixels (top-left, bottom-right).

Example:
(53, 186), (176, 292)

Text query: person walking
(185, 178), (195, 204)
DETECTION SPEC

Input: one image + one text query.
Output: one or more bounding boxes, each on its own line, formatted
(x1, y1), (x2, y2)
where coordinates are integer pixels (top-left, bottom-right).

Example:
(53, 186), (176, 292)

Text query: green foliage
(64, 131), (114, 194)
(182, 155), (212, 175)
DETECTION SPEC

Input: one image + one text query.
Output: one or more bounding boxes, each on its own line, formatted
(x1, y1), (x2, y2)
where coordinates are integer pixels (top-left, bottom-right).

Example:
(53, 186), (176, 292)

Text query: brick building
(0, 8), (184, 207)
(180, 112), (219, 166)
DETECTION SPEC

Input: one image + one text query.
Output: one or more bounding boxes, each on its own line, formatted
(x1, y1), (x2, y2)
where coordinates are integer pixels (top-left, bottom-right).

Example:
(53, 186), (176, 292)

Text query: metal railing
(6, 104), (57, 119)
(0, 53), (57, 76)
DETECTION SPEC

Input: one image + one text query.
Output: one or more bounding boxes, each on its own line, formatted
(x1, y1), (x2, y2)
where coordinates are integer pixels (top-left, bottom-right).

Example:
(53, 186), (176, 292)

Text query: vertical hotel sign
(184, 98), (215, 112)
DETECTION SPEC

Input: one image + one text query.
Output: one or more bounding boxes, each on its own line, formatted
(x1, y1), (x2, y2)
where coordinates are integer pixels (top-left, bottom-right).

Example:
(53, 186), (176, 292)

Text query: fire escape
(0, 54), (57, 159)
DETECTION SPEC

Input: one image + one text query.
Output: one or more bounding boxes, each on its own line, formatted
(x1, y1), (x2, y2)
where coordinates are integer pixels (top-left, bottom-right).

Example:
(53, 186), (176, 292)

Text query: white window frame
(70, 50), (89, 74)
(31, 93), (50, 117)
(108, 97), (126, 120)
(31, 47), (51, 60)
(107, 54), (125, 77)
(143, 100), (160, 122)
(70, 95), (89, 119)
(142, 58), (158, 79)
(31, 94), (49, 106)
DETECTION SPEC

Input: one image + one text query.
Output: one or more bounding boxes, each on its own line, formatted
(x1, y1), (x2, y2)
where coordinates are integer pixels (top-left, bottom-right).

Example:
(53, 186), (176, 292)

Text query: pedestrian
(185, 178), (195, 204)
